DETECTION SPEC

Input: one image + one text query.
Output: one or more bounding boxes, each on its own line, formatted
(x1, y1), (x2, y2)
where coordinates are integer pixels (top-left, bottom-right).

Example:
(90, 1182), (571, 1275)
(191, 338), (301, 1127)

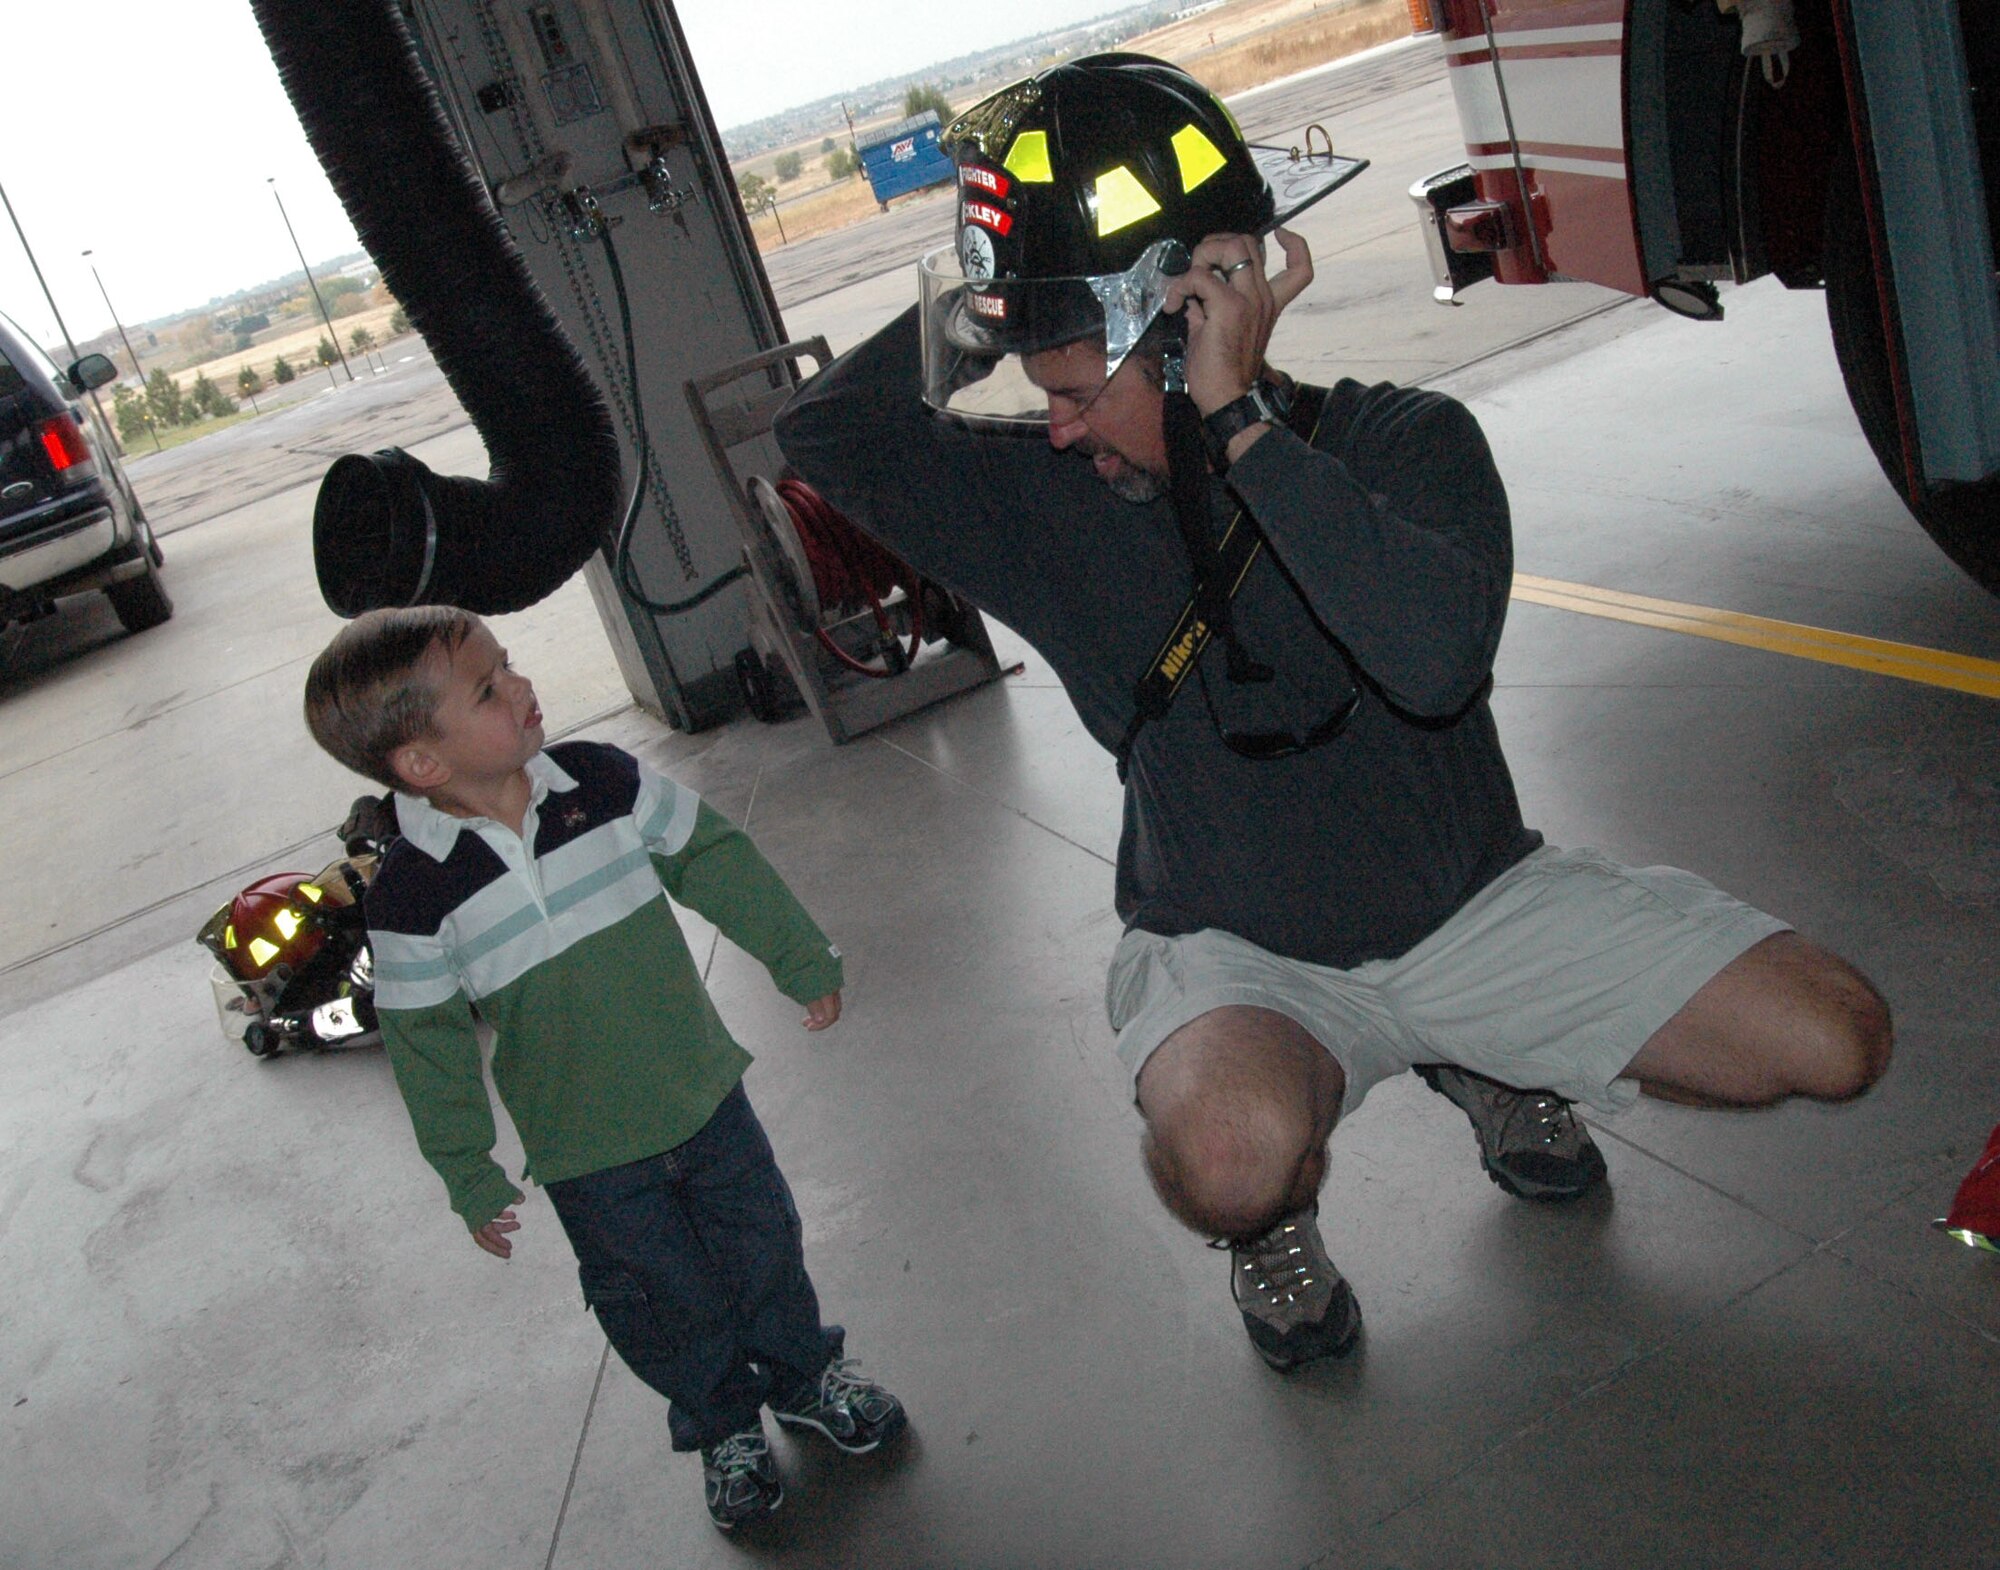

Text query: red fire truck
(1410, 0), (1999, 593)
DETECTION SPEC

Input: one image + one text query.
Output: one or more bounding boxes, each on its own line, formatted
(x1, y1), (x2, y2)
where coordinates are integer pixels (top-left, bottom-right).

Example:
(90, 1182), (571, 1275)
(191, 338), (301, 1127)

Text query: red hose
(774, 478), (923, 678)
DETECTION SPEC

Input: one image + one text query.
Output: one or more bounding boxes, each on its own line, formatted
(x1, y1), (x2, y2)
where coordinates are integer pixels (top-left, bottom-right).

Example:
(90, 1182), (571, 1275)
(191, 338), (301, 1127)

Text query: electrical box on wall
(403, 0), (784, 731)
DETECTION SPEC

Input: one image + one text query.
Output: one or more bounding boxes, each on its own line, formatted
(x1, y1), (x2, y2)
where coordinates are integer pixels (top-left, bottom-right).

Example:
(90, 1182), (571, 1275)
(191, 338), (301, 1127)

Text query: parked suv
(0, 308), (169, 636)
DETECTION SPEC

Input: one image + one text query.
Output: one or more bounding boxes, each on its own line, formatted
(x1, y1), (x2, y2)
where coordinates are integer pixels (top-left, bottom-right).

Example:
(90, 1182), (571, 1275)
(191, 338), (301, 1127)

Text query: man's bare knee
(1143, 1098), (1320, 1237)
(1136, 1006), (1342, 1238)
(1792, 962), (1892, 1101)
(1630, 935), (1893, 1105)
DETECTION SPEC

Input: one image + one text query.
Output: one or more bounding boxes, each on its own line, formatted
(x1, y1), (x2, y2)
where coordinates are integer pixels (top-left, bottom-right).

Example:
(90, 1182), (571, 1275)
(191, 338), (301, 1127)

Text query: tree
(145, 367), (184, 429)
(189, 371), (237, 419)
(389, 305), (411, 335)
(824, 148), (859, 181)
(820, 136), (836, 154)
(316, 335), (339, 367)
(350, 325), (376, 353)
(774, 150), (804, 182)
(113, 385), (151, 445)
(904, 82), (952, 122)
(737, 172), (772, 212)
(272, 355), (297, 385)
(236, 364), (264, 413)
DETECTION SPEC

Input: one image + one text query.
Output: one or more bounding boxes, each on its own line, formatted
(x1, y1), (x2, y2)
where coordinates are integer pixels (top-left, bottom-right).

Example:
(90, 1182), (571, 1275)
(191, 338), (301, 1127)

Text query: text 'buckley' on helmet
(917, 52), (1368, 429)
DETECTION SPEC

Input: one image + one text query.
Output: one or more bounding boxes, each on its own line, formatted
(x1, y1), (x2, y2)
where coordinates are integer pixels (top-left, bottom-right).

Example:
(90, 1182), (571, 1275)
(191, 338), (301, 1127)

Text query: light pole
(81, 249), (162, 453)
(267, 177), (354, 385)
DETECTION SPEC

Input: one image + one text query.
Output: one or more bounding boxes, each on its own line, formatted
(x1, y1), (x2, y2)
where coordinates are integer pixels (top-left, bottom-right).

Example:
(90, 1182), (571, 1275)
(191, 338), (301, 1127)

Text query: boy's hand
(803, 991), (842, 1032)
(473, 1206), (522, 1259)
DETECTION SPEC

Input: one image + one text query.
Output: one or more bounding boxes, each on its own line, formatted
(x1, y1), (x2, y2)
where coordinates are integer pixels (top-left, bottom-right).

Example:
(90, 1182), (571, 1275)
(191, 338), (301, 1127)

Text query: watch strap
(1201, 378), (1292, 474)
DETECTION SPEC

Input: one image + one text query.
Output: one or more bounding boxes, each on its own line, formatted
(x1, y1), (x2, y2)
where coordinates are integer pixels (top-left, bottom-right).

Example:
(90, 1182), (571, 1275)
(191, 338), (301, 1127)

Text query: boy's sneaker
(770, 1357), (908, 1454)
(1414, 1063), (1608, 1202)
(1220, 1207), (1361, 1371)
(700, 1427), (782, 1530)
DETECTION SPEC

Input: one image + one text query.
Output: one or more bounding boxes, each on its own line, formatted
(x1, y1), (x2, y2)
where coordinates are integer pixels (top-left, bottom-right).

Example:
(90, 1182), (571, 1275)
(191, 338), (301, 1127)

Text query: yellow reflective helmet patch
(1171, 124), (1228, 193)
(1004, 129), (1054, 183)
(1094, 164), (1162, 236)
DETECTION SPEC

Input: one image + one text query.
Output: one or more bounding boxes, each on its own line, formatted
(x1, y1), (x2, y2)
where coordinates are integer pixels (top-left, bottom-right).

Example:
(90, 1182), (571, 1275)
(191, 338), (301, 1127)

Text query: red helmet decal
(962, 200), (1013, 236)
(960, 164), (1011, 199)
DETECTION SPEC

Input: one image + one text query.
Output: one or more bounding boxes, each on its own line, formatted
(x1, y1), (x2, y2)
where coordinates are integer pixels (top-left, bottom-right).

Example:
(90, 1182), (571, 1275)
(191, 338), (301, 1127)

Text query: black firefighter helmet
(918, 54), (1365, 420)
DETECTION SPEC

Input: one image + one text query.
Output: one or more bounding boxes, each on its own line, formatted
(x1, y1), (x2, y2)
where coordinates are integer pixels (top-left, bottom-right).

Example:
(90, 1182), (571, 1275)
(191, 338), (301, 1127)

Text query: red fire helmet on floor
(1937, 1123), (2000, 1251)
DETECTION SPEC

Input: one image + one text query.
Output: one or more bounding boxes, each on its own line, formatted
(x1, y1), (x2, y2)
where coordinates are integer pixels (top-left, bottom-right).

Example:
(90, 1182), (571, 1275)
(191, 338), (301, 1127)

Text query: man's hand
(803, 991), (843, 1031)
(473, 1205), (522, 1259)
(1164, 227), (1314, 419)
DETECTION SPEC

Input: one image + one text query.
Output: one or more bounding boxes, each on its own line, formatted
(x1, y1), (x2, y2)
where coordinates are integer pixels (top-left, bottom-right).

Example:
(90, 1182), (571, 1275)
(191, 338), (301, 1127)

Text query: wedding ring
(1222, 258), (1254, 275)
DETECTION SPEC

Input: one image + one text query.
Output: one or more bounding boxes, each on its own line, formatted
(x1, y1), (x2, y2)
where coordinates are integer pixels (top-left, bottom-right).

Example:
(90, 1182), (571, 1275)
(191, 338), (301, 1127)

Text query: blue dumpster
(857, 111), (956, 204)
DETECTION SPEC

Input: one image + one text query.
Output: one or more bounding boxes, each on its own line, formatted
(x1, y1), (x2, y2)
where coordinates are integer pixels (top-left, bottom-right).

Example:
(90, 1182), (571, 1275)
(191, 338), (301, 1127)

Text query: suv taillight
(37, 413), (96, 478)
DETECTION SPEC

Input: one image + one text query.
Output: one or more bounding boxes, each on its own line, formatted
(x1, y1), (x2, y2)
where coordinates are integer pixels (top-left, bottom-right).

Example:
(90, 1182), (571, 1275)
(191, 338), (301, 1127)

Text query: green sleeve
(653, 801), (845, 1003)
(378, 994), (522, 1232)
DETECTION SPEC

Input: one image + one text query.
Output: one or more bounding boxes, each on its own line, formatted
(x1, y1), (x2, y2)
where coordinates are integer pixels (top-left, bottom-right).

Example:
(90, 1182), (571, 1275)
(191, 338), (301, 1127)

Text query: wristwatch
(1201, 377), (1293, 476)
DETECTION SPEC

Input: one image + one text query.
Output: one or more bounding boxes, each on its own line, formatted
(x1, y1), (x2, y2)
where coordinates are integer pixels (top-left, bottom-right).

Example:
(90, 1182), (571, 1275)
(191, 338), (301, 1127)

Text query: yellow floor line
(1511, 572), (2000, 700)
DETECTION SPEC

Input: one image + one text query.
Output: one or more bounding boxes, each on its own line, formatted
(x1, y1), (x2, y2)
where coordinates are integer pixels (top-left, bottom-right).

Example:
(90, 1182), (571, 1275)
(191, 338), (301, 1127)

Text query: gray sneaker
(1415, 1063), (1608, 1202)
(1219, 1207), (1361, 1371)
(770, 1356), (908, 1454)
(700, 1426), (782, 1530)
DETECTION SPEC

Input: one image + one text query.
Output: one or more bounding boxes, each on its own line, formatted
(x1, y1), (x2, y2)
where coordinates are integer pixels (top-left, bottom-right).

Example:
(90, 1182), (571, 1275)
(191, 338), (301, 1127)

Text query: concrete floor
(6, 39), (2000, 1570)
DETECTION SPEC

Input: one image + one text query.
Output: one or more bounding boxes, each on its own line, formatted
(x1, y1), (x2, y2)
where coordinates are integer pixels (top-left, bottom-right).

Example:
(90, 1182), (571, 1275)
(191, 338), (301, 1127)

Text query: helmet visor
(919, 239), (1190, 431)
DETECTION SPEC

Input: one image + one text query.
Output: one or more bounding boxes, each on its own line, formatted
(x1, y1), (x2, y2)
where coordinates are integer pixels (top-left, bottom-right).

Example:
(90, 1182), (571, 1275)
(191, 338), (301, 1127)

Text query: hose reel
(745, 476), (927, 684)
(686, 337), (1005, 745)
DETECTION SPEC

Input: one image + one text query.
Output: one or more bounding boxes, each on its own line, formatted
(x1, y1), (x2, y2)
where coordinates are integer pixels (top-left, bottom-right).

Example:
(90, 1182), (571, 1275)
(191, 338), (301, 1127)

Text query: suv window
(0, 310), (60, 394)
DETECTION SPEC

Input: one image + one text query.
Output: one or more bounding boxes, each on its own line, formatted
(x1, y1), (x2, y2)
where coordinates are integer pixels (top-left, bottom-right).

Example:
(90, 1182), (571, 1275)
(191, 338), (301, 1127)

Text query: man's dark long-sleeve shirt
(775, 307), (1540, 967)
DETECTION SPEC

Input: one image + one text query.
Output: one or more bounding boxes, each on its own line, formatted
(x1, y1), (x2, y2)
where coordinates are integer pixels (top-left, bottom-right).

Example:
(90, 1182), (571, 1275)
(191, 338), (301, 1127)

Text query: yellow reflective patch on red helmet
(248, 936), (281, 969)
(1171, 124), (1228, 193)
(1004, 129), (1054, 183)
(1094, 164), (1162, 236)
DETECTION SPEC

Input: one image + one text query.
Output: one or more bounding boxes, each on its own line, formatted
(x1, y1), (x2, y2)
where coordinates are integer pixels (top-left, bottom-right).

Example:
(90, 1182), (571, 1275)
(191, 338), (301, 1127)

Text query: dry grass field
(189, 300), (414, 391)
(1158, 0), (1416, 97)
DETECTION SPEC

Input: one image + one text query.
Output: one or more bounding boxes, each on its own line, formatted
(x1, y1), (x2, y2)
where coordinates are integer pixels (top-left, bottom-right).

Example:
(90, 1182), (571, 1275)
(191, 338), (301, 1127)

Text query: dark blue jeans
(545, 1082), (842, 1451)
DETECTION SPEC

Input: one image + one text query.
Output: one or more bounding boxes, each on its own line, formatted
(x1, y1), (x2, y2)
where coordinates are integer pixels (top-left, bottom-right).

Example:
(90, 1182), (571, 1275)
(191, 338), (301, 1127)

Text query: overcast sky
(0, 0), (1122, 354)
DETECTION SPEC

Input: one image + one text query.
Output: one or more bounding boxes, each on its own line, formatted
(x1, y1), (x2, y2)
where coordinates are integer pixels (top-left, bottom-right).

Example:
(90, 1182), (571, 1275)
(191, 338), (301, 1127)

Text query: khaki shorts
(1103, 844), (1791, 1117)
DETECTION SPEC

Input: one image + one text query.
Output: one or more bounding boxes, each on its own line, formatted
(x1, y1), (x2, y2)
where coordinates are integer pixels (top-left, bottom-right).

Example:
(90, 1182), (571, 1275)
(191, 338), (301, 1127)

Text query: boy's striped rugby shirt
(368, 741), (842, 1229)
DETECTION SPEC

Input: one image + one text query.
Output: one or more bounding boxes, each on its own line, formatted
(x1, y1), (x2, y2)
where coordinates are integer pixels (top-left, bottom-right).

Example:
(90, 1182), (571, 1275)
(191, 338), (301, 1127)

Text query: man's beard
(1077, 439), (1167, 504)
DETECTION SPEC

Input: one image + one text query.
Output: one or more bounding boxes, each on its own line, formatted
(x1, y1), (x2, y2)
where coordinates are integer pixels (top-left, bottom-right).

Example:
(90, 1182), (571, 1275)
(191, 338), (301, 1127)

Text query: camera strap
(1113, 380), (1330, 782)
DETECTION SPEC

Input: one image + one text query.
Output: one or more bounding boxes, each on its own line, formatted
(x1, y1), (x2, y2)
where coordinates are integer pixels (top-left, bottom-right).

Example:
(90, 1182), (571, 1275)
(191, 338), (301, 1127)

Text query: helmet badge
(960, 223), (997, 281)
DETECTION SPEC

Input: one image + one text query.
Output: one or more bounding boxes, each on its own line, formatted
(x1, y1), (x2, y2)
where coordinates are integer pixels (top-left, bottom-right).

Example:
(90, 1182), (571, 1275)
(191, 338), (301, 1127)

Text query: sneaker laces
(1213, 1215), (1321, 1307)
(707, 1430), (767, 1478)
(810, 1356), (884, 1408)
(1499, 1089), (1585, 1154)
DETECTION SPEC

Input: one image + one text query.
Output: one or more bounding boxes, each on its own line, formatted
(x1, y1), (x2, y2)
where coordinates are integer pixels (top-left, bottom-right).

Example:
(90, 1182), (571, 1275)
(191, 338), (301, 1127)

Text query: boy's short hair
(304, 606), (479, 791)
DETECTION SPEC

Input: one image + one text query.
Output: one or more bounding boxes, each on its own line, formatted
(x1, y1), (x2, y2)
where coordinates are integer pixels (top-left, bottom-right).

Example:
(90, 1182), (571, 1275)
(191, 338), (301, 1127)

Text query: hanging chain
(468, 0), (698, 586)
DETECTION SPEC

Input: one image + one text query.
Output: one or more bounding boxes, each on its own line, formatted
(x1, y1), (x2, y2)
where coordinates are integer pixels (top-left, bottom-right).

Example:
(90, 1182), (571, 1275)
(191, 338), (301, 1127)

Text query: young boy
(303, 605), (905, 1531)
